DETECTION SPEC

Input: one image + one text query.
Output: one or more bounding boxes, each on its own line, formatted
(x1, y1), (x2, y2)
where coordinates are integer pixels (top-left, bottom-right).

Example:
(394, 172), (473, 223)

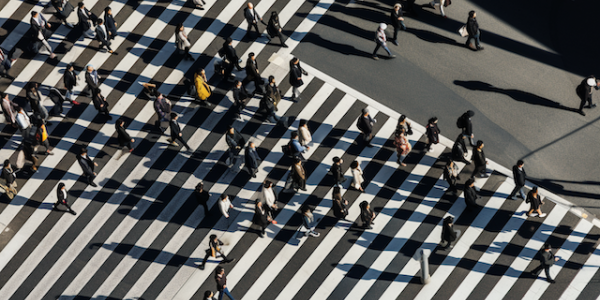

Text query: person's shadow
(454, 80), (580, 113)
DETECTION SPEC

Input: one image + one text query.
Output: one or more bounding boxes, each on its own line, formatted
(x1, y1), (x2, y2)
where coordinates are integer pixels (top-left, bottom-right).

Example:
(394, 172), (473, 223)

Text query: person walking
(261, 77), (280, 124)
(175, 23), (194, 61)
(84, 64), (100, 97)
(389, 3), (406, 46)
(359, 201), (375, 229)
(1, 160), (18, 199)
(27, 82), (51, 125)
(260, 180), (278, 213)
(244, 142), (261, 178)
(218, 194), (234, 219)
(222, 37), (243, 78)
(372, 23), (395, 60)
(443, 160), (459, 194)
(54, 182), (76, 215)
(169, 113), (191, 151)
(52, 0), (75, 28)
(298, 119), (312, 147)
(267, 11), (287, 47)
(34, 119), (53, 155)
(331, 157), (345, 186)
(526, 186), (546, 217)
(77, 147), (98, 187)
(396, 114), (413, 135)
(451, 133), (471, 165)
(350, 160), (364, 192)
(244, 2), (267, 39)
(92, 88), (112, 119)
(254, 201), (272, 237)
(471, 140), (488, 178)
(393, 128), (411, 166)
(16, 107), (32, 140)
(199, 235), (234, 270)
(289, 131), (309, 161)
(332, 186), (348, 220)
(30, 11), (56, 59)
(302, 206), (320, 237)
(232, 80), (250, 121)
(531, 243), (559, 283)
(194, 68), (212, 107)
(427, 0), (446, 18)
(215, 267), (235, 300)
(576, 76), (599, 116)
(225, 126), (245, 166)
(466, 11), (483, 50)
(264, 75), (282, 107)
(509, 160), (526, 200)
(104, 7), (117, 39)
(464, 178), (480, 210)
(357, 108), (376, 147)
(77, 2), (95, 39)
(63, 64), (81, 105)
(154, 93), (171, 132)
(1, 92), (19, 127)
(242, 52), (264, 95)
(115, 118), (134, 152)
(194, 181), (210, 215)
(95, 19), (113, 53)
(292, 158), (307, 191)
(289, 57), (307, 102)
(425, 117), (440, 152)
(457, 110), (475, 146)
(441, 216), (460, 249)
(21, 139), (39, 172)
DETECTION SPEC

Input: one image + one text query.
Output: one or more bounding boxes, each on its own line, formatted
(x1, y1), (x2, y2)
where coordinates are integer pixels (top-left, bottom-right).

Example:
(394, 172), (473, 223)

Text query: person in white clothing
(298, 119), (312, 147)
(372, 23), (395, 60)
(31, 11), (56, 59)
(350, 160), (364, 192)
(218, 194), (233, 218)
(260, 180), (278, 215)
(16, 107), (32, 140)
(175, 23), (194, 61)
(428, 0), (446, 17)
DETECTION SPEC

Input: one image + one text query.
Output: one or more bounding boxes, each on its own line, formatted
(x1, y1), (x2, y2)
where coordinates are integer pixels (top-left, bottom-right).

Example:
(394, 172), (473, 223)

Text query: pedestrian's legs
(531, 263), (543, 276)
(253, 78), (264, 94)
(392, 26), (399, 42)
(400, 20), (406, 30)
(509, 185), (521, 198)
(292, 86), (300, 99)
(41, 39), (53, 54)
(372, 42), (382, 56)
(277, 31), (287, 46)
(228, 149), (236, 165)
(439, 0), (445, 16)
(21, 127), (30, 140)
(544, 266), (553, 281)
(579, 96), (588, 111)
(201, 202), (210, 214)
(221, 287), (235, 300)
(518, 187), (526, 200)
(474, 33), (482, 48)
(177, 136), (191, 150)
(382, 44), (392, 56)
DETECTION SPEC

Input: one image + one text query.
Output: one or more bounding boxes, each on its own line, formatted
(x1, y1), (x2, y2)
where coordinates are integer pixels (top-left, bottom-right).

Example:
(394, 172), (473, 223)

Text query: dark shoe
(282, 43), (289, 48)
(578, 110), (586, 116)
(510, 196), (517, 200)
(366, 143), (374, 148)
(90, 182), (98, 187)
(392, 40), (398, 46)
(198, 264), (205, 270)
(70, 210), (77, 215)
(301, 188), (307, 191)
(547, 279), (556, 284)
(477, 46), (484, 50)
(225, 258), (236, 263)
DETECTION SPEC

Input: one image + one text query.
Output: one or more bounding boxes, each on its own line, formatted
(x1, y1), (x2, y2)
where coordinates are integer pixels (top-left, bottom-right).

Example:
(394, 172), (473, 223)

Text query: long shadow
(527, 177), (600, 200)
(405, 27), (462, 47)
(301, 32), (373, 58)
(454, 80), (581, 113)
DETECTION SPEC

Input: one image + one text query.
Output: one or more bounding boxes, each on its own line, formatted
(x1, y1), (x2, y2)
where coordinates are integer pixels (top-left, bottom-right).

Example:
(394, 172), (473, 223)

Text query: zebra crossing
(0, 0), (599, 299)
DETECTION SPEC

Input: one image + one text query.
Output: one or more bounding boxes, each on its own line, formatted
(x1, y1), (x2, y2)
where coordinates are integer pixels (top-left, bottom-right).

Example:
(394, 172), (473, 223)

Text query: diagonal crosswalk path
(0, 0), (599, 299)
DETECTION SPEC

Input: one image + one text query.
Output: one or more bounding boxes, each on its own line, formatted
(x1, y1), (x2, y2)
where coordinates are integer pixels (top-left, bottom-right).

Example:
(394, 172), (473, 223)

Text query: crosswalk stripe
(559, 243), (600, 299)
(0, 0), (51, 49)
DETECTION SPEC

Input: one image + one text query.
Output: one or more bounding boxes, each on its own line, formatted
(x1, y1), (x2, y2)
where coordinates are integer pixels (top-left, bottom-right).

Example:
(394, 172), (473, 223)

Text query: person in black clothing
(471, 140), (487, 178)
(77, 147), (98, 187)
(441, 216), (460, 249)
(458, 110), (475, 146)
(194, 181), (210, 215)
(289, 57), (307, 102)
(225, 126), (245, 166)
(390, 3), (406, 46)
(55, 182), (76, 215)
(93, 88), (112, 119)
(242, 52), (264, 95)
(27, 81), (52, 126)
(200, 235), (234, 270)
(169, 113), (191, 151)
(576, 76), (599, 116)
(443, 160), (459, 194)
(63, 64), (80, 105)
(21, 139), (39, 172)
(2, 159), (18, 199)
(267, 11), (287, 47)
(260, 80), (280, 124)
(222, 37), (242, 78)
(77, 2), (96, 39)
(244, 2), (267, 39)
(104, 7), (117, 40)
(244, 142), (261, 178)
(84, 64), (100, 98)
(331, 157), (345, 186)
(526, 186), (546, 218)
(509, 160), (526, 200)
(466, 10), (483, 50)
(359, 200), (375, 229)
(254, 201), (271, 237)
(463, 178), (479, 210)
(52, 0), (75, 28)
(531, 243), (559, 283)
(95, 19), (113, 53)
(451, 134), (471, 165)
(425, 117), (440, 152)
(232, 80), (251, 121)
(357, 108), (376, 147)
(332, 186), (348, 220)
(115, 118), (134, 152)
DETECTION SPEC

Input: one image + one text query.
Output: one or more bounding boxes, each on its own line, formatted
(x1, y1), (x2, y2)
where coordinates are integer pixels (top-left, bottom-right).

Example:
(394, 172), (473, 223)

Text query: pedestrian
(204, 291), (216, 300)
(77, 2), (95, 39)
(1, 160), (18, 199)
(509, 160), (526, 200)
(291, 157), (307, 191)
(199, 235), (234, 270)
(192, 0), (206, 9)
(357, 108), (376, 147)
(175, 23), (194, 61)
(154, 93), (172, 131)
(298, 119), (312, 147)
(84, 64), (100, 97)
(359, 201), (375, 229)
(471, 140), (488, 178)
(466, 11), (483, 50)
(425, 117), (440, 152)
(0, 48), (20, 80)
(77, 147), (98, 187)
(427, 0), (446, 18)
(194, 181), (210, 215)
(27, 82), (51, 125)
(289, 57), (307, 102)
(232, 80), (250, 121)
(576, 76), (599, 116)
(526, 186), (546, 217)
(16, 107), (32, 140)
(222, 37), (243, 78)
(244, 2), (267, 39)
(457, 110), (475, 146)
(531, 243), (558, 283)
(302, 206), (320, 237)
(51, 0), (75, 28)
(218, 194), (233, 219)
(260, 180), (278, 213)
(289, 131), (309, 161)
(104, 7), (117, 39)
(267, 11), (288, 47)
(63, 64), (81, 105)
(169, 113), (191, 151)
(142, 82), (160, 100)
(390, 3), (406, 46)
(115, 118), (134, 152)
(54, 182), (76, 215)
(242, 52), (264, 95)
(451, 133), (471, 165)
(264, 75), (282, 108)
(194, 68), (212, 107)
(443, 160), (459, 194)
(95, 18), (113, 54)
(254, 201), (272, 237)
(92, 88), (112, 119)
(215, 267), (235, 300)
(372, 23), (395, 60)
(47, 87), (68, 117)
(225, 126), (245, 166)
(244, 142), (261, 178)
(21, 139), (39, 172)
(34, 119), (53, 155)
(350, 160), (364, 192)
(396, 114), (412, 135)
(261, 78), (280, 124)
(30, 11), (56, 59)
(332, 186), (348, 220)
(463, 178), (480, 210)
(393, 128), (411, 166)
(1, 92), (19, 127)
(331, 157), (345, 186)
(441, 216), (460, 249)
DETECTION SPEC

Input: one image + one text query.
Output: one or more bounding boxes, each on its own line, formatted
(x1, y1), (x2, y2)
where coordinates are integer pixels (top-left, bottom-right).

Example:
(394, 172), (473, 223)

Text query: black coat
(77, 7), (92, 31)
(104, 13), (117, 36)
(223, 44), (238, 63)
(442, 222), (457, 242)
(233, 86), (250, 105)
(512, 165), (526, 187)
(245, 59), (260, 80)
(472, 149), (486, 167)
(267, 16), (281, 38)
(357, 115), (374, 134)
(289, 64), (304, 87)
(466, 17), (479, 37)
(86, 70), (100, 91)
(464, 186), (479, 209)
(2, 167), (16, 184)
(78, 154), (95, 176)
(244, 7), (261, 24)
(426, 123), (440, 144)
(116, 124), (131, 145)
(390, 9), (403, 28)
(254, 206), (270, 227)
(64, 70), (77, 90)
(331, 163), (344, 183)
(57, 186), (67, 204)
(332, 196), (347, 219)
(95, 25), (110, 44)
(451, 137), (468, 161)
(540, 250), (555, 267)
(360, 207), (374, 224)
(92, 92), (108, 111)
(226, 130), (245, 151)
(576, 78), (593, 101)
(170, 119), (182, 138)
(245, 146), (260, 170)
(462, 114), (473, 136)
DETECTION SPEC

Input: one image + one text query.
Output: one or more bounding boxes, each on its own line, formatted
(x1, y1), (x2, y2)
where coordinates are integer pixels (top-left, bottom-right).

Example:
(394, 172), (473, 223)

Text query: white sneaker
(538, 213), (547, 218)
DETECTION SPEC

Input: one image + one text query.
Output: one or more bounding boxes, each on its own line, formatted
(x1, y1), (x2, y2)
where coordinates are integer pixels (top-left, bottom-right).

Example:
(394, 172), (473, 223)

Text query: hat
(467, 110), (475, 117)
(379, 23), (387, 30)
(587, 78), (597, 86)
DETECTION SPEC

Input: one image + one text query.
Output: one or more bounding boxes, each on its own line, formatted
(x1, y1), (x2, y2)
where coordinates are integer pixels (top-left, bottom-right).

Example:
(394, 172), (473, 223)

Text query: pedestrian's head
(210, 234), (217, 241)
(31, 11), (38, 18)
(228, 126), (235, 134)
(256, 201), (263, 208)
(58, 182), (66, 190)
(264, 180), (272, 188)
(271, 11), (278, 19)
(249, 142), (255, 149)
(476, 140), (484, 149)
(105, 6), (112, 14)
(176, 23), (184, 32)
(429, 117), (438, 124)
(0, 92), (6, 99)
(302, 206), (311, 215)
(517, 160), (524, 167)
(66, 63), (74, 71)
(157, 92), (163, 100)
(81, 147), (88, 155)
(97, 18), (104, 25)
(531, 186), (538, 195)
(235, 80), (242, 88)
(394, 3), (402, 10)
(18, 106), (24, 112)
(220, 194), (228, 201)
(543, 243), (551, 250)
(444, 215), (454, 225)
(247, 2), (253, 9)
(468, 10), (476, 19)
(248, 52), (255, 60)
(170, 112), (178, 120)
(3, 159), (10, 168)
(87, 65), (93, 72)
(291, 131), (299, 140)
(28, 81), (38, 90)
(196, 181), (203, 191)
(216, 266), (224, 275)
(362, 108), (369, 116)
(333, 156), (341, 164)
(379, 23), (387, 30)
(399, 115), (406, 123)
(360, 200), (368, 210)
(78, 2), (84, 8)
(350, 160), (359, 169)
(204, 291), (214, 299)
(268, 75), (275, 84)
(225, 37), (233, 45)
(116, 118), (125, 127)
(465, 178), (475, 187)
(299, 119), (307, 128)
(587, 77), (597, 87)
(290, 57), (299, 66)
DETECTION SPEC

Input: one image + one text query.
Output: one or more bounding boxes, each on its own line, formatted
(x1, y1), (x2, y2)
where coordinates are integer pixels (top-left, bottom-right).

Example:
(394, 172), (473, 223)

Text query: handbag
(458, 25), (468, 37)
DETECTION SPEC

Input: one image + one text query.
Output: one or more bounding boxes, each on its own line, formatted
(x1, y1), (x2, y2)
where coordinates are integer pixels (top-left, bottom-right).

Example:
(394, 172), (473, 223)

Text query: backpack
(456, 115), (466, 129)
(282, 141), (293, 157)
(217, 46), (226, 58)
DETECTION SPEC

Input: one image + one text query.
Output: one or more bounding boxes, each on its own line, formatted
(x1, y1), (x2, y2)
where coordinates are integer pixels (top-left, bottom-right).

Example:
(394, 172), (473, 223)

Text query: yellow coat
(195, 74), (212, 101)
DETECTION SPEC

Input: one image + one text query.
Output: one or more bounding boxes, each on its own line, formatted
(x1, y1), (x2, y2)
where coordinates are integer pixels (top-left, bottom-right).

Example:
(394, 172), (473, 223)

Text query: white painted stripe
(0, 0), (28, 28)
(559, 245), (600, 299)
